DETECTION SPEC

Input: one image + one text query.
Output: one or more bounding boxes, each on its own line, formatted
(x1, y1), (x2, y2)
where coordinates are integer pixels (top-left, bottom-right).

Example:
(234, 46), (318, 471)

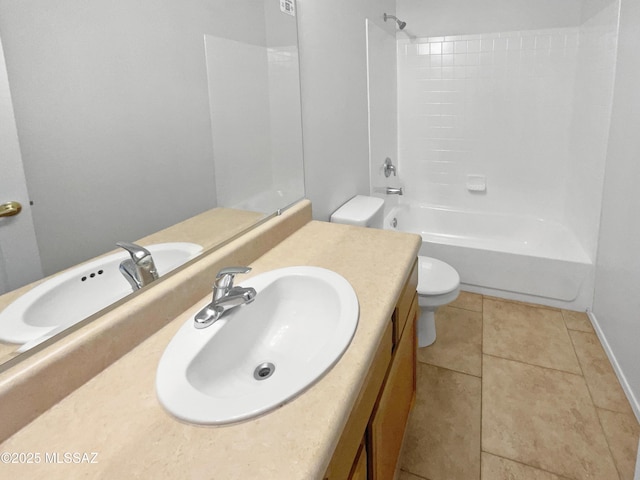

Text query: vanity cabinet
(324, 260), (418, 480)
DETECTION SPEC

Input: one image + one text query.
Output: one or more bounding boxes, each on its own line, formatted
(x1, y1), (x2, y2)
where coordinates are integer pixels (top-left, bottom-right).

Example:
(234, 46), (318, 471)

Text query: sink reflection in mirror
(0, 243), (202, 353)
(156, 266), (359, 425)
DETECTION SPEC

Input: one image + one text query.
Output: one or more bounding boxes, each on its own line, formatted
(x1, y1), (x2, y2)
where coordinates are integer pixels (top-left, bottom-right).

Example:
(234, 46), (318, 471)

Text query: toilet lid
(417, 256), (460, 295)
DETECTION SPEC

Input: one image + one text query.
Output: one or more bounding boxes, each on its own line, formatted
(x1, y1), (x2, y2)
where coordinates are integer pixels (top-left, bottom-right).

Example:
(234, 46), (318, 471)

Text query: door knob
(0, 201), (22, 218)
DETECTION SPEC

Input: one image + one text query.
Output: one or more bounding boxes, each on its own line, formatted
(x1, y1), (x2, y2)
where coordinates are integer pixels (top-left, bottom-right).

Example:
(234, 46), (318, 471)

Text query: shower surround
(391, 1), (619, 308)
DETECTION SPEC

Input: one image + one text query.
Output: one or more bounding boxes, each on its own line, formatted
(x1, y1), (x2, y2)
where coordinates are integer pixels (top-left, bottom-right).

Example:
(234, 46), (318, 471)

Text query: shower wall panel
(397, 27), (579, 220)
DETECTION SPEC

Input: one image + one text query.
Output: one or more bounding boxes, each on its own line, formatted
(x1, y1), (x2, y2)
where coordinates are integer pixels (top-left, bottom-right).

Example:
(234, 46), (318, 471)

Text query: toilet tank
(330, 195), (385, 228)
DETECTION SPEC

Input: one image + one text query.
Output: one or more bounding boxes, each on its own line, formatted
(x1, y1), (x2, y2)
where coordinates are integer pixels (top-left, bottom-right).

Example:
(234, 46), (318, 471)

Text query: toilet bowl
(331, 195), (461, 348)
(417, 256), (460, 347)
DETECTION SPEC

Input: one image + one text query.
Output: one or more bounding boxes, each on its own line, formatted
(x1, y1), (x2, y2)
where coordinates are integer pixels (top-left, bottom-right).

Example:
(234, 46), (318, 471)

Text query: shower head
(383, 13), (407, 30)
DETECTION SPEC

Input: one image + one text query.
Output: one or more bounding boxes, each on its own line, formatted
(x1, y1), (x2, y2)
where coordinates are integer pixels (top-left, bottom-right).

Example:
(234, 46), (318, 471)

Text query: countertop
(0, 220), (421, 479)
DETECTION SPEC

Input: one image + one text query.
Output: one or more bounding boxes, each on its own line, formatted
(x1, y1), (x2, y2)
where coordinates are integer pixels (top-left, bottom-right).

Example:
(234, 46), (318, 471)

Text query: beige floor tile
(482, 355), (618, 479)
(401, 363), (481, 480)
(570, 330), (633, 414)
(481, 452), (570, 479)
(417, 306), (482, 377)
(483, 295), (560, 311)
(598, 408), (640, 480)
(398, 470), (428, 480)
(562, 309), (594, 333)
(483, 298), (581, 374)
(449, 291), (483, 312)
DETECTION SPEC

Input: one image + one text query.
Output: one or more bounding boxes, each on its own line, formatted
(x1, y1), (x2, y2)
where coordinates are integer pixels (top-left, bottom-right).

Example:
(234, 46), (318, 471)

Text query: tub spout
(386, 187), (403, 196)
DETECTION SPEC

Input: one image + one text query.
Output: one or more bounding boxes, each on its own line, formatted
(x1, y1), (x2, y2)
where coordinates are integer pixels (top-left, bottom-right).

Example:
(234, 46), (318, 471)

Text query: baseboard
(587, 309), (640, 422)
(635, 439), (640, 480)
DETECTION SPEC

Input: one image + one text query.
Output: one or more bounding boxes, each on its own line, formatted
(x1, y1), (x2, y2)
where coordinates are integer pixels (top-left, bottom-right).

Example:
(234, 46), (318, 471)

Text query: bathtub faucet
(386, 187), (404, 196)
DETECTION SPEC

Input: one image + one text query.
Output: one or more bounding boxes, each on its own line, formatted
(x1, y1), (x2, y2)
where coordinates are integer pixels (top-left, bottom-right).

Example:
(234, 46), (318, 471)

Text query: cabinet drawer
(369, 312), (417, 480)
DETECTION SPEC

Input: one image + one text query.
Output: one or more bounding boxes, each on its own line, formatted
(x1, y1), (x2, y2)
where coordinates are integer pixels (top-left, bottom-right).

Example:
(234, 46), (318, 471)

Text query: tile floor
(399, 292), (640, 480)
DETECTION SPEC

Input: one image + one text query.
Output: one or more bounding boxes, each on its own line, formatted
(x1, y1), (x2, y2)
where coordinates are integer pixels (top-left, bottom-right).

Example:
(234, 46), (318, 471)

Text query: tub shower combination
(385, 203), (592, 306)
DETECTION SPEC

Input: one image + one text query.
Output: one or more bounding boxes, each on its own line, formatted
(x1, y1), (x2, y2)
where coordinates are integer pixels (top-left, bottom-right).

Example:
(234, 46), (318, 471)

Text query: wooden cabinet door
(369, 296), (417, 480)
(324, 323), (393, 480)
(349, 442), (367, 480)
(393, 259), (418, 348)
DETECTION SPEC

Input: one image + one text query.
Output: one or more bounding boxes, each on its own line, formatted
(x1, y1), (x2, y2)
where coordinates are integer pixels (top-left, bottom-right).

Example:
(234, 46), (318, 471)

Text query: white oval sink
(156, 266), (359, 425)
(0, 242), (203, 346)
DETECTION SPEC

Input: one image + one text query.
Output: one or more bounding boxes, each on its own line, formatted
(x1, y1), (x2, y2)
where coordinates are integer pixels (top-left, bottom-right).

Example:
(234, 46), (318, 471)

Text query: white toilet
(331, 195), (460, 348)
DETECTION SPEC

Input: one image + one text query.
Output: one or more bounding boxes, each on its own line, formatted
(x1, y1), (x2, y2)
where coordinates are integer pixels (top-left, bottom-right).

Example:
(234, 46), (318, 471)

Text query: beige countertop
(0, 220), (420, 479)
(0, 207), (265, 363)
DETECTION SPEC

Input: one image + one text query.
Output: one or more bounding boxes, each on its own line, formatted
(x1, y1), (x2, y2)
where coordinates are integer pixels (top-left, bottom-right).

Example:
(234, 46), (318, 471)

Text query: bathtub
(385, 203), (592, 304)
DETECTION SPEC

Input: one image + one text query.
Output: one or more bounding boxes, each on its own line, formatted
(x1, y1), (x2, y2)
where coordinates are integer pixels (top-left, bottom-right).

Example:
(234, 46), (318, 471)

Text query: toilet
(331, 195), (460, 347)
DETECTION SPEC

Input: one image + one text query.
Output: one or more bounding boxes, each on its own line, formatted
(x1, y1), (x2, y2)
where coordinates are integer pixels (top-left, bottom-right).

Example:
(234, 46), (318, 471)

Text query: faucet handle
(216, 266), (251, 279)
(383, 157), (397, 177)
(116, 241), (151, 261)
(213, 266), (251, 300)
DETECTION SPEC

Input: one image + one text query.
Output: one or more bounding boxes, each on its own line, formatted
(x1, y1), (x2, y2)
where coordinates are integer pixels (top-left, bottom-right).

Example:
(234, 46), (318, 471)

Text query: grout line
(415, 358), (481, 378)
(399, 467), (432, 480)
(594, 407), (624, 480)
(480, 450), (575, 480)
(482, 294), (561, 312)
(563, 325), (621, 475)
(565, 326), (595, 333)
(561, 309), (595, 334)
(481, 352), (585, 378)
(568, 329), (589, 381)
(567, 331), (633, 416)
(588, 309), (640, 422)
(596, 404), (639, 419)
(447, 304), (483, 314)
(563, 315), (586, 379)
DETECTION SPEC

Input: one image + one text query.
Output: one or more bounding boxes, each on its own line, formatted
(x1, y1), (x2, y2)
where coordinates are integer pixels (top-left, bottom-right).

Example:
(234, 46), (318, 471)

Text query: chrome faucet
(194, 266), (257, 329)
(116, 241), (159, 291)
(386, 187), (404, 195)
(383, 157), (397, 177)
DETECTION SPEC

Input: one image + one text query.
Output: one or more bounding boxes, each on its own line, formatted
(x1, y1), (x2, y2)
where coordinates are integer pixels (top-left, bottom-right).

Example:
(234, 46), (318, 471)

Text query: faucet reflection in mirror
(116, 242), (159, 292)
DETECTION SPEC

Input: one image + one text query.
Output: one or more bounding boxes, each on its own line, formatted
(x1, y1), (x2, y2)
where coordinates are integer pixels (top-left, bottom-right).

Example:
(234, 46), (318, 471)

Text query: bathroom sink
(155, 266), (359, 425)
(0, 242), (203, 346)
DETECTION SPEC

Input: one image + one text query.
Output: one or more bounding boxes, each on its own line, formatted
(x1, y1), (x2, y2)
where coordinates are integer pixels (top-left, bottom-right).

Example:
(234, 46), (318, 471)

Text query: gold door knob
(0, 201), (22, 217)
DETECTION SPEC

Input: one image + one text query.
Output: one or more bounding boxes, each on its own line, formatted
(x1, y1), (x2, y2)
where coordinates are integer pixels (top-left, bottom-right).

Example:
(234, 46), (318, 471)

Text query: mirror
(0, 0), (304, 366)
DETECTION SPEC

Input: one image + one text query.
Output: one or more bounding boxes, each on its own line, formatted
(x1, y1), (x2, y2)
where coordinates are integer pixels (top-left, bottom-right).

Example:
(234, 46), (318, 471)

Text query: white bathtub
(385, 203), (592, 304)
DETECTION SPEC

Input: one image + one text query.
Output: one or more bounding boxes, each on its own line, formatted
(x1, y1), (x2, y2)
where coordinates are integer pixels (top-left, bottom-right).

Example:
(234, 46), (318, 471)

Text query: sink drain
(253, 362), (275, 380)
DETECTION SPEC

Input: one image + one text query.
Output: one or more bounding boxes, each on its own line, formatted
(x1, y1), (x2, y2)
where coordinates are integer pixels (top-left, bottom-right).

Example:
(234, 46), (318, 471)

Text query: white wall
(592, 0), (640, 418)
(0, 38), (42, 292)
(564, 1), (619, 259)
(0, 0), (273, 275)
(297, 0), (396, 221)
(397, 0), (583, 38)
(366, 19), (400, 208)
